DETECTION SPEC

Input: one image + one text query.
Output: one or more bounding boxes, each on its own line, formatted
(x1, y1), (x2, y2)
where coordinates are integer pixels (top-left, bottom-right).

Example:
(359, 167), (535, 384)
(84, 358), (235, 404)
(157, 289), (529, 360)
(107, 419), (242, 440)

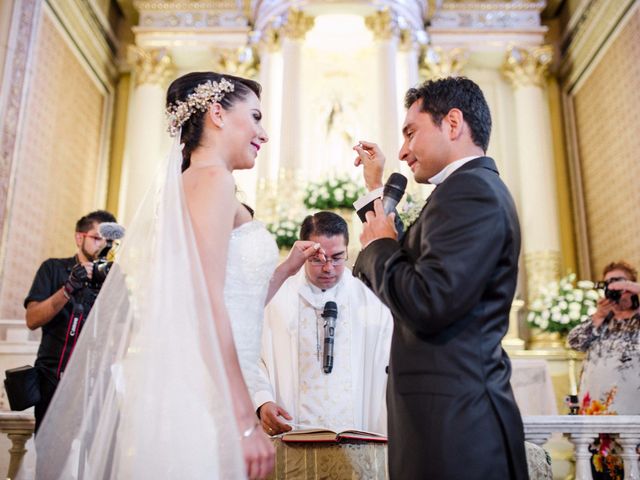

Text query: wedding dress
(23, 136), (277, 479)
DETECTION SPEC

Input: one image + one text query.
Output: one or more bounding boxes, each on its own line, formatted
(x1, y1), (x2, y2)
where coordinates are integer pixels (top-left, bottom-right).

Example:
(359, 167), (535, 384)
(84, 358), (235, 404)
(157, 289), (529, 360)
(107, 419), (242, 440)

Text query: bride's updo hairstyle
(166, 72), (262, 172)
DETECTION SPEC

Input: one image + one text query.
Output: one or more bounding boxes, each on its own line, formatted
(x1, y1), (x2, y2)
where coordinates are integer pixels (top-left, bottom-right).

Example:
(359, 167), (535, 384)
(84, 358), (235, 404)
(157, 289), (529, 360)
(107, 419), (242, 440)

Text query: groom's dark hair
(300, 211), (349, 246)
(405, 76), (492, 153)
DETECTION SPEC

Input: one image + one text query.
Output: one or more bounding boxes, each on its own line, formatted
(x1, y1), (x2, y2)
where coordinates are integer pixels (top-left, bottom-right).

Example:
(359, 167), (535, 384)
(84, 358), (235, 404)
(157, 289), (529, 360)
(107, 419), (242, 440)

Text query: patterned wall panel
(0, 11), (107, 319)
(572, 7), (640, 278)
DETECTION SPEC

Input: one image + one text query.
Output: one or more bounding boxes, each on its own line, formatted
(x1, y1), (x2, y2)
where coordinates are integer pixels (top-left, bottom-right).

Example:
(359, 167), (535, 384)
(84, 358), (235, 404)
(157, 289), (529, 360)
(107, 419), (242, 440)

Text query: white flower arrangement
(303, 175), (365, 210)
(266, 217), (300, 249)
(527, 273), (600, 334)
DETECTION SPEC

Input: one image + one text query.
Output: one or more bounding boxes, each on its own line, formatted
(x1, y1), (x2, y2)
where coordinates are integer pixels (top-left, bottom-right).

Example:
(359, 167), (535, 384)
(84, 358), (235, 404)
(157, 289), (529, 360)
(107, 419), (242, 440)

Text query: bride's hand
(242, 428), (275, 480)
(281, 240), (325, 276)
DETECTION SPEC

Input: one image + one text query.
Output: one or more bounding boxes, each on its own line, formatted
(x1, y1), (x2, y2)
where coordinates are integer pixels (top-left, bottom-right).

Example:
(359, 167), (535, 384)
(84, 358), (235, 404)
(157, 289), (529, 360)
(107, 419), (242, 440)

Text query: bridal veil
(24, 135), (246, 479)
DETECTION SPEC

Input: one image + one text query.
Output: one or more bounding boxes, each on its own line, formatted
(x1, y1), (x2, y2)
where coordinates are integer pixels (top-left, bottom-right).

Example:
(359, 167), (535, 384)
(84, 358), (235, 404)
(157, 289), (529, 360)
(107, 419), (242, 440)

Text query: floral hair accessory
(166, 78), (235, 137)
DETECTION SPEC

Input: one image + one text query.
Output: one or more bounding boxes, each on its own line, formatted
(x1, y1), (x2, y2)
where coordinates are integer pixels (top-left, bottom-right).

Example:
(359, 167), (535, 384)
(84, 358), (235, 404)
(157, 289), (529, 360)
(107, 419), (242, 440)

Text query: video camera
(88, 222), (125, 290)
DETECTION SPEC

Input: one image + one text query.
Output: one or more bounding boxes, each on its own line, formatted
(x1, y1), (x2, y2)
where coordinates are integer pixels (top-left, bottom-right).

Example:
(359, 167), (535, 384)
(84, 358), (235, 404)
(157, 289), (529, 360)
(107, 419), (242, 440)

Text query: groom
(353, 77), (528, 479)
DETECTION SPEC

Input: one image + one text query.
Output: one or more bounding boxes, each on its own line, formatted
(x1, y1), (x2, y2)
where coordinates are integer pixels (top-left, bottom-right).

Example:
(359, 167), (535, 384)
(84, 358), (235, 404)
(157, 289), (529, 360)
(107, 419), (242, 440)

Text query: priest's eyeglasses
(308, 254), (347, 267)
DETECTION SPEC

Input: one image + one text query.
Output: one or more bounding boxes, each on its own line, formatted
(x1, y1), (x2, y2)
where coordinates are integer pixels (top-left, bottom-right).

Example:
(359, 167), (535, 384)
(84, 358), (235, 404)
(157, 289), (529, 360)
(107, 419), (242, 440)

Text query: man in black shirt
(25, 210), (116, 431)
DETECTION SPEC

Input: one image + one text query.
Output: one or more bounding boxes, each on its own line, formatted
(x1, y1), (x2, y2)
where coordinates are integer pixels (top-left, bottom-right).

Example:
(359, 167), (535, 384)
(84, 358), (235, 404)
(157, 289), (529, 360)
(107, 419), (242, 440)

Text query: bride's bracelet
(241, 420), (260, 439)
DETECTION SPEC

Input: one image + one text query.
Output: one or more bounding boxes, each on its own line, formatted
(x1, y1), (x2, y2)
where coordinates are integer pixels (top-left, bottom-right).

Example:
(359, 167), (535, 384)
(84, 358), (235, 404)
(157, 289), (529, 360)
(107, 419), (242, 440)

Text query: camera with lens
(565, 394), (580, 415)
(88, 252), (113, 290)
(594, 279), (622, 303)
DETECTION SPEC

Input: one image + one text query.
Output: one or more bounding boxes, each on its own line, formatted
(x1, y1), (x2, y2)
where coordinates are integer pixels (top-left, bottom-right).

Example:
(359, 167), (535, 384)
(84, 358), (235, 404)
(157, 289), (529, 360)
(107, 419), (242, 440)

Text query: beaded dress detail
(225, 220), (278, 393)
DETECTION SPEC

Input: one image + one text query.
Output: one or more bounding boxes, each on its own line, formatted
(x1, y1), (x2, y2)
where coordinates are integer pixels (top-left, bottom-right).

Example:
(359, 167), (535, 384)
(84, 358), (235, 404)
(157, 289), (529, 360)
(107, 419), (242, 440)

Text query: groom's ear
(208, 102), (225, 129)
(444, 108), (464, 141)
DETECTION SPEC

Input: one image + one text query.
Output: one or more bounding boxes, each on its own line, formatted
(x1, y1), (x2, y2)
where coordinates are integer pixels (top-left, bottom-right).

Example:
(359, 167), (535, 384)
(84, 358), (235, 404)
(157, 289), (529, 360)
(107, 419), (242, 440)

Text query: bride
(28, 72), (321, 479)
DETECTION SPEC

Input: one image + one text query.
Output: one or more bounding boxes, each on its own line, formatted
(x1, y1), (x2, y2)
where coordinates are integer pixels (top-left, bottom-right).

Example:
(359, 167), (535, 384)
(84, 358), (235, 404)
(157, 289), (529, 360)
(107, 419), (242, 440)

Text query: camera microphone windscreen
(99, 222), (126, 241)
(382, 173), (408, 215)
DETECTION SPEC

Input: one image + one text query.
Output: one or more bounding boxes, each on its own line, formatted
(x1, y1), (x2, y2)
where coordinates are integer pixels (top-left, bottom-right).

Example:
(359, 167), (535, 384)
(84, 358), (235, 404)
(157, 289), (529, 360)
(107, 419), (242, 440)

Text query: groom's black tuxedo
(354, 157), (528, 479)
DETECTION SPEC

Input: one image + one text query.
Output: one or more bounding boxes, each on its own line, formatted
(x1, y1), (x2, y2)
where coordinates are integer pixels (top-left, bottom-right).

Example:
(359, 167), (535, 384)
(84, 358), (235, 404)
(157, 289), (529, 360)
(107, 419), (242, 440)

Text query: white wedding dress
(226, 221), (279, 394)
(24, 137), (277, 479)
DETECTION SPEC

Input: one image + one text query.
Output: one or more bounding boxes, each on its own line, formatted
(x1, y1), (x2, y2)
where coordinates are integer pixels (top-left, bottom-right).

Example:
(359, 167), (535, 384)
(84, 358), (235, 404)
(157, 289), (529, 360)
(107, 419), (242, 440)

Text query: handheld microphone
(98, 222), (126, 241)
(322, 301), (338, 374)
(381, 173), (408, 215)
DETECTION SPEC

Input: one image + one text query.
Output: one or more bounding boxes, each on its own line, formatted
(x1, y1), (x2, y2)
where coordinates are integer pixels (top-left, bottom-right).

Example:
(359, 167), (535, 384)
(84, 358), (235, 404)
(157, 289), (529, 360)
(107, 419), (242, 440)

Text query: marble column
(365, 9), (400, 172)
(277, 9), (313, 201)
(120, 46), (174, 224)
(502, 45), (561, 301)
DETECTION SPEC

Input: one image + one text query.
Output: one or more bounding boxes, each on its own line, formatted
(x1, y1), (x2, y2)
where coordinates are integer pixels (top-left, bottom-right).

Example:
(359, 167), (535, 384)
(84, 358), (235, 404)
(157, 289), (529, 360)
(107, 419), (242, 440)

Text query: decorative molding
(524, 250), (561, 301)
(0, 0), (41, 284)
(365, 8), (399, 41)
(135, 0), (239, 9)
(137, 10), (248, 29)
(502, 44), (553, 89)
(431, 1), (545, 30)
(127, 46), (175, 86)
(212, 45), (260, 79)
(134, 0), (248, 29)
(47, 0), (118, 83)
(560, 0), (636, 90)
(280, 8), (314, 41)
(258, 26), (281, 52)
(419, 46), (468, 79)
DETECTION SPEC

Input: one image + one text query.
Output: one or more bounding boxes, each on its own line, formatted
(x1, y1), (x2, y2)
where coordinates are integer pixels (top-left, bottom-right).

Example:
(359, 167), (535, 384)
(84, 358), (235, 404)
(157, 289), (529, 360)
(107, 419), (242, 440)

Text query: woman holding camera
(567, 261), (640, 479)
(567, 260), (640, 415)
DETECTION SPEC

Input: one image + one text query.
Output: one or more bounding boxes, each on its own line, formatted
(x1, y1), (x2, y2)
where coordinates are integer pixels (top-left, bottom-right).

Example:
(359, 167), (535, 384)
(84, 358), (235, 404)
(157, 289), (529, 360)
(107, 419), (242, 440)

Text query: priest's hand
(258, 401), (293, 436)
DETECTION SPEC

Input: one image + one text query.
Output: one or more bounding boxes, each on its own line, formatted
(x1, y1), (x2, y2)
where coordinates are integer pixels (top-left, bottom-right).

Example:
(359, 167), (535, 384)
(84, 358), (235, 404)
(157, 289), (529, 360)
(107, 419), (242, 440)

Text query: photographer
(567, 260), (640, 415)
(24, 210), (116, 432)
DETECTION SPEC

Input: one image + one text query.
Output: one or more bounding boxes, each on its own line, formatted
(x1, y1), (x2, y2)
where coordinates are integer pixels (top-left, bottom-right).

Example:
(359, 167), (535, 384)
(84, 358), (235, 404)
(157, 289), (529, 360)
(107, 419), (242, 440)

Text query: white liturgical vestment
(253, 269), (393, 433)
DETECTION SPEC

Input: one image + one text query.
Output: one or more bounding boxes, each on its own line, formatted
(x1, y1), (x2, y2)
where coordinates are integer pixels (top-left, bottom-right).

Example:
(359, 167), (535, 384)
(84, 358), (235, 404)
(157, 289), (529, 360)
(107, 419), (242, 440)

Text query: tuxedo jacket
(353, 157), (528, 479)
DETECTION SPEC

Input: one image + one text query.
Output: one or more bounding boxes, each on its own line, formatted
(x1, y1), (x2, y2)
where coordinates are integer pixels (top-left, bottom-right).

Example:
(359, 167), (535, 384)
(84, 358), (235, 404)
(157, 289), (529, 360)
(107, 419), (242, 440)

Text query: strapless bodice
(224, 220), (278, 391)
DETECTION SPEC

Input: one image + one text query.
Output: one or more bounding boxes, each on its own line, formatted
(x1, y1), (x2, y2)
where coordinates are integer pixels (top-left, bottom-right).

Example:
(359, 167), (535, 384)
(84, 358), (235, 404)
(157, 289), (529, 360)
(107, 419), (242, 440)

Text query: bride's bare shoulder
(183, 165), (235, 197)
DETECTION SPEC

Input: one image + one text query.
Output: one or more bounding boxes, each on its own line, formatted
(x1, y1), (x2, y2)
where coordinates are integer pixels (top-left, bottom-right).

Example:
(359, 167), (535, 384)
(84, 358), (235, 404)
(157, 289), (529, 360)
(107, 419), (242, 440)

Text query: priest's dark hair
(299, 211), (349, 246)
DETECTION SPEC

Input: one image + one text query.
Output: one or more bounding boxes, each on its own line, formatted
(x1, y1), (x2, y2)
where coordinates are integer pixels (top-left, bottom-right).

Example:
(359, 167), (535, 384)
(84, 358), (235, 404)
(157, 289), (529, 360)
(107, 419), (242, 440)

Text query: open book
(280, 428), (387, 443)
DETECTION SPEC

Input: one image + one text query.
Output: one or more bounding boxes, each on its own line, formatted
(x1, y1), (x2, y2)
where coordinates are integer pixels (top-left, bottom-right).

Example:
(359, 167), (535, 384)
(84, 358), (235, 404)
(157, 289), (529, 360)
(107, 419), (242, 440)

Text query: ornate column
(366, 9), (400, 172)
(276, 9), (313, 212)
(121, 47), (174, 224)
(502, 45), (561, 302)
(255, 27), (282, 220)
(419, 46), (469, 80)
(211, 42), (262, 208)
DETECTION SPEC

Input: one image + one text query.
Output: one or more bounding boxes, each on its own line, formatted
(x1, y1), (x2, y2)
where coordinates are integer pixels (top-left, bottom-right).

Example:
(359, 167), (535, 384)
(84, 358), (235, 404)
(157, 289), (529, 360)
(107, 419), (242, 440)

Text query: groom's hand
(258, 401), (293, 435)
(353, 140), (385, 191)
(360, 199), (397, 248)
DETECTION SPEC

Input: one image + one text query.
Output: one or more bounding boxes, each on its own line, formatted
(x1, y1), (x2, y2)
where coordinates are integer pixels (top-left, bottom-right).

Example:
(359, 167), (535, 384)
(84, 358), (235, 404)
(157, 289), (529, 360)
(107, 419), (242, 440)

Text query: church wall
(562, 0), (640, 279)
(0, 0), (118, 337)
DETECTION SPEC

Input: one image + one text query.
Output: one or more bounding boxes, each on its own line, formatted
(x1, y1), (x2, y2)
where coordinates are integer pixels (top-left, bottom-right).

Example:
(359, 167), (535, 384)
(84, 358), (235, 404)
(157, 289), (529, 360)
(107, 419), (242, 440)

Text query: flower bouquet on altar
(266, 217), (300, 249)
(303, 175), (365, 210)
(527, 273), (600, 335)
